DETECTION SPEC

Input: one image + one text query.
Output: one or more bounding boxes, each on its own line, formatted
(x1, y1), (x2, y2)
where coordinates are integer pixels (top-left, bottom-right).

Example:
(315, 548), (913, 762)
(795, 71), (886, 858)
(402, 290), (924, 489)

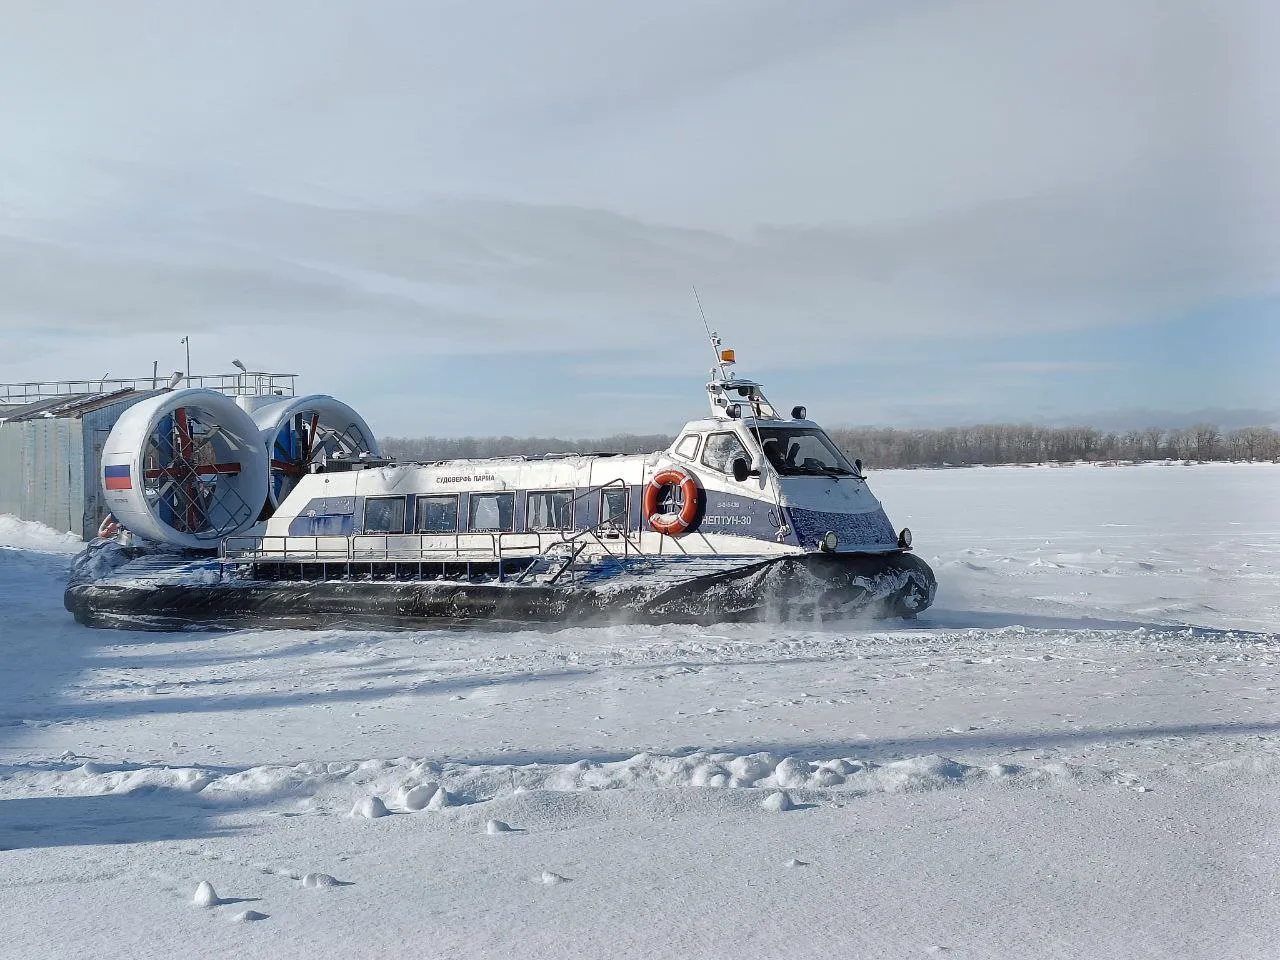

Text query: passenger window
(414, 495), (458, 533)
(601, 487), (629, 529)
(363, 496), (406, 534)
(527, 490), (573, 531)
(674, 434), (700, 460)
(700, 432), (749, 474)
(468, 492), (515, 532)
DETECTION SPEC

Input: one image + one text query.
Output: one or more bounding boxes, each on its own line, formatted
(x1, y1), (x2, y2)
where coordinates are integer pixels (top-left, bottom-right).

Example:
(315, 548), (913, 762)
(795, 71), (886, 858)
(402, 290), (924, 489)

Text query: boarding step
(516, 541), (588, 584)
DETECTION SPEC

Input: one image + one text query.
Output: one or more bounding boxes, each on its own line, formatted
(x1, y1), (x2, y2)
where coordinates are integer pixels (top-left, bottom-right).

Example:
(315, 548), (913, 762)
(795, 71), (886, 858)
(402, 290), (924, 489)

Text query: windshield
(755, 427), (857, 476)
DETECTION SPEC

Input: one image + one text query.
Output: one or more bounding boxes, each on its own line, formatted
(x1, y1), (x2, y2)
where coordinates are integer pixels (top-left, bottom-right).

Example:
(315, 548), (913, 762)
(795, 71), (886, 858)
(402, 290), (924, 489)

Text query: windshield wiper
(784, 465), (843, 478)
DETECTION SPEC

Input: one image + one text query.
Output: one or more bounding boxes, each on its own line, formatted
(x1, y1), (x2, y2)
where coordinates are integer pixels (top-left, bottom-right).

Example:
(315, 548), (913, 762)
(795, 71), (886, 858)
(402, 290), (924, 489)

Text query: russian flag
(104, 464), (132, 491)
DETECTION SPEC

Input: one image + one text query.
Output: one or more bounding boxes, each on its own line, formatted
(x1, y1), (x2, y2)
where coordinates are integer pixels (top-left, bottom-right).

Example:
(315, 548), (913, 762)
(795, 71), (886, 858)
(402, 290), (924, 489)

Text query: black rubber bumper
(64, 550), (936, 631)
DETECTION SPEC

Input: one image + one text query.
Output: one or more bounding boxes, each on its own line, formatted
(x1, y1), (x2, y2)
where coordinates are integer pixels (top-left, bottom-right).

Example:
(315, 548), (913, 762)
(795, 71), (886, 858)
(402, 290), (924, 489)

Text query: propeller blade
(270, 459), (305, 477)
(147, 476), (178, 499)
(171, 407), (200, 531)
(305, 412), (319, 463)
(186, 424), (224, 459)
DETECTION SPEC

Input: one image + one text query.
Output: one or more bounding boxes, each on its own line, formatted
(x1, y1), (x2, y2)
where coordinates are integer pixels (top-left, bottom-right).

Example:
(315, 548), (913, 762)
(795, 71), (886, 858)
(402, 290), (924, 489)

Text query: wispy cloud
(0, 0), (1277, 434)
(981, 361), (1125, 374)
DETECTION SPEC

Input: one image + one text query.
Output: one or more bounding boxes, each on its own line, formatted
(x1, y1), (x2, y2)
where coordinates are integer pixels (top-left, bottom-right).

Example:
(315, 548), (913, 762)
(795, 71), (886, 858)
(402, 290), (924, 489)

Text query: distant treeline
(382, 423), (1280, 468)
(824, 424), (1280, 468)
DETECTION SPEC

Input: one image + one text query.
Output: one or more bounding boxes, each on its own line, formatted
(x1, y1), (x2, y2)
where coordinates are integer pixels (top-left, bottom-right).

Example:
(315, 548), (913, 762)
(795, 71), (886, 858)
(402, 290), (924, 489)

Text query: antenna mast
(693, 285), (730, 381)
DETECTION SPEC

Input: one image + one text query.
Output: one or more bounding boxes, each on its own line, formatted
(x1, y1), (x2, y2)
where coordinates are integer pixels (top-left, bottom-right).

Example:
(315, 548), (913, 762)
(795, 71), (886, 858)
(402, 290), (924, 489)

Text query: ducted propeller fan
(252, 395), (379, 509)
(101, 390), (269, 550)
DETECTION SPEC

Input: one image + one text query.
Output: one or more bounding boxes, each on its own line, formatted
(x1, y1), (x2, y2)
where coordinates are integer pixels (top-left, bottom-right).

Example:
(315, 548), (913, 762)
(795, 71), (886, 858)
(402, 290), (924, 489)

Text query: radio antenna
(693, 285), (728, 380)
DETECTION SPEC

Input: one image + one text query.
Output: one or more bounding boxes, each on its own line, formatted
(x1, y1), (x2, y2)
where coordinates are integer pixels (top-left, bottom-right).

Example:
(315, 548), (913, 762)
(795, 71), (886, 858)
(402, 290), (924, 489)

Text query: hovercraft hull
(64, 541), (936, 631)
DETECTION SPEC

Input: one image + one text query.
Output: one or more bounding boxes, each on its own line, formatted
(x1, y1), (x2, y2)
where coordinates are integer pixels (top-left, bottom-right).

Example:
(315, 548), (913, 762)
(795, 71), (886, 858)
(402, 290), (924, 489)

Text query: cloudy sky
(2, 0), (1278, 437)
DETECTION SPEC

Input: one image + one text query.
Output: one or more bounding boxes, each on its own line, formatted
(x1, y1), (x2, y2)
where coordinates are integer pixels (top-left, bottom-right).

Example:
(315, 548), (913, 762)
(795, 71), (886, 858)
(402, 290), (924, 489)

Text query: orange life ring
(97, 513), (122, 539)
(644, 468), (701, 536)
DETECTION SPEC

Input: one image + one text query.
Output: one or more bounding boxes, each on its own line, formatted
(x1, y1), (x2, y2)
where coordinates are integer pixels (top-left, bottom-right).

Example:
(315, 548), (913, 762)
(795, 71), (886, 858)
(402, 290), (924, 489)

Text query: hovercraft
(65, 345), (936, 630)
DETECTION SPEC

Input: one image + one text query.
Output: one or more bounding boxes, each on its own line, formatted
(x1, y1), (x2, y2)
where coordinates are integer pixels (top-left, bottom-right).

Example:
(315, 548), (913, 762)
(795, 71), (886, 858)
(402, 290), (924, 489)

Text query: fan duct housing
(101, 390), (269, 550)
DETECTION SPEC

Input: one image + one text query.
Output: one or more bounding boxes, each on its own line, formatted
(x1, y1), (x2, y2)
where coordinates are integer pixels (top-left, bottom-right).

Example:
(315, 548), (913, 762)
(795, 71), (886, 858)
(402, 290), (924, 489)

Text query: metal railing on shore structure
(0, 372), (298, 405)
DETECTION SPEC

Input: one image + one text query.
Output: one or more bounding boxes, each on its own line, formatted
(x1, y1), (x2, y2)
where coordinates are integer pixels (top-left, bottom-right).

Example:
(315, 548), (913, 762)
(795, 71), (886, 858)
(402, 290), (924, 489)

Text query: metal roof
(0, 388), (161, 423)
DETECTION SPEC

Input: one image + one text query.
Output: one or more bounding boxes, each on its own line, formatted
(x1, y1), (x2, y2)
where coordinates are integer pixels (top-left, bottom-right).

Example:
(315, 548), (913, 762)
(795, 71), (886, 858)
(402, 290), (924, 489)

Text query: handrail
(221, 531), (545, 563)
(0, 372), (298, 404)
(219, 477), (650, 584)
(561, 477), (642, 556)
(528, 477), (646, 584)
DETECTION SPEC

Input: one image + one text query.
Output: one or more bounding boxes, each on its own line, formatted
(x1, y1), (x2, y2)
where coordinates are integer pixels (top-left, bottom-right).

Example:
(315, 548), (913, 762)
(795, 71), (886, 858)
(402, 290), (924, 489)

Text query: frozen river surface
(1, 463), (1278, 959)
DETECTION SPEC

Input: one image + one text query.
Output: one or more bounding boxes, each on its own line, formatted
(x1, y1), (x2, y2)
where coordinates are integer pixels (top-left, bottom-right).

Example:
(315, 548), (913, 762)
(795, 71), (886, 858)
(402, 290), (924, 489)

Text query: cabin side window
(468, 492), (515, 532)
(674, 434), (700, 460)
(526, 490), (573, 531)
(363, 496), (406, 534)
(601, 487), (629, 530)
(414, 495), (458, 534)
(700, 432), (749, 474)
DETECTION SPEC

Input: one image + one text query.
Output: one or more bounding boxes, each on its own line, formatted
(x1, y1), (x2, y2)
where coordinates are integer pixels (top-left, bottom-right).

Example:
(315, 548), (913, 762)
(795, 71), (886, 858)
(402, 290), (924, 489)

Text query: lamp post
(180, 336), (190, 380)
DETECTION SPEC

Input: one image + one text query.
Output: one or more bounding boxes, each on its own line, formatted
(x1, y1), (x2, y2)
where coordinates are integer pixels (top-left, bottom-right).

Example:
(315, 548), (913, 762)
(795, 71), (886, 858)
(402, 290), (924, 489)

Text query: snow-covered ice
(349, 796), (390, 819)
(398, 782), (439, 811)
(1, 464), (1279, 959)
(760, 790), (795, 812)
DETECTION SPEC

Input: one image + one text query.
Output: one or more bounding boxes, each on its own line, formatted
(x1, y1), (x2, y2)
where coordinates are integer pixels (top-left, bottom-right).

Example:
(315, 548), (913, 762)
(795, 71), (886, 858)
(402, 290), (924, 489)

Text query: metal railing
(536, 479), (643, 583)
(221, 530), (550, 582)
(220, 478), (650, 584)
(0, 372), (298, 405)
(223, 530), (543, 562)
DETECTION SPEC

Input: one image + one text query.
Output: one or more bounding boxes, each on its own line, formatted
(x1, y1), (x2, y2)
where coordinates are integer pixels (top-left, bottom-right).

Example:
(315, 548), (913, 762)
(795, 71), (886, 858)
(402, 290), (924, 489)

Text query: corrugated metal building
(0, 389), (159, 539)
